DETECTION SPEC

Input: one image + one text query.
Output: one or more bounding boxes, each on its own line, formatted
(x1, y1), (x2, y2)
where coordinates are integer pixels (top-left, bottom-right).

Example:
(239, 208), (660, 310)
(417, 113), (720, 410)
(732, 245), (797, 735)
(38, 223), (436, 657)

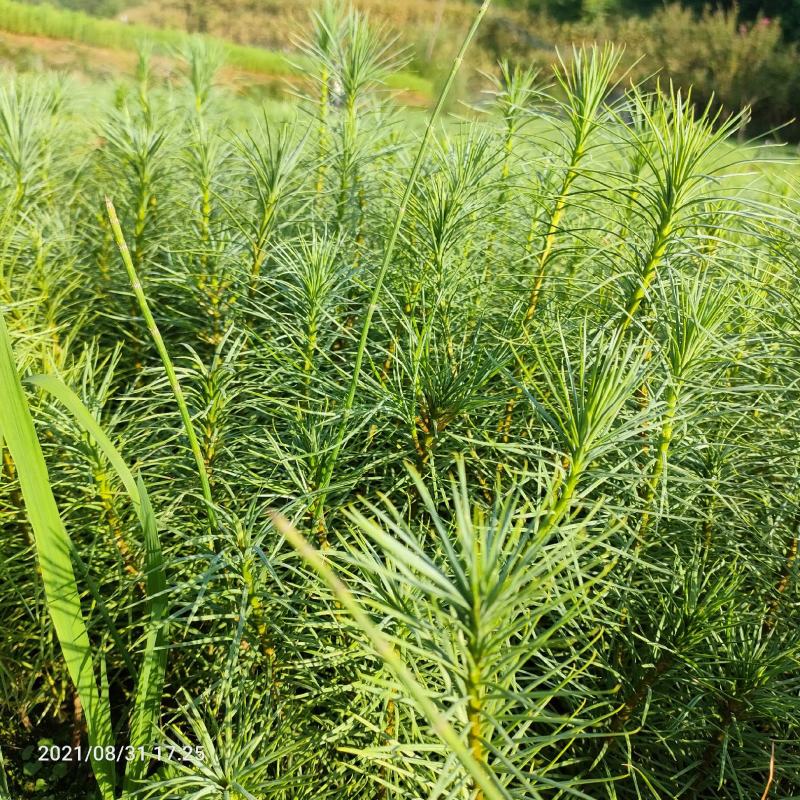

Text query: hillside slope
(0, 0), (434, 102)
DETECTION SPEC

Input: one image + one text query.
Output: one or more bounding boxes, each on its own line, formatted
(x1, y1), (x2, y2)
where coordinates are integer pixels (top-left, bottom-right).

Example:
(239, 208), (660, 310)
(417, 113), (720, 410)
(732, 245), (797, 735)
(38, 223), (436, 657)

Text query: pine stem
(524, 167), (577, 323)
(609, 652), (674, 735)
(497, 157), (582, 450)
(697, 697), (745, 789)
(637, 384), (678, 542)
(764, 515), (799, 633)
(315, 66), (330, 198)
(617, 216), (673, 337)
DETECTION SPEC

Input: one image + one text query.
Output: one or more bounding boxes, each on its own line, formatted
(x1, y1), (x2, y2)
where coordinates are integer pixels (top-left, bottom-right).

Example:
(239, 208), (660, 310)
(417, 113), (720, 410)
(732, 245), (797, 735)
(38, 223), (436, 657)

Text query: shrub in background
(479, 4), (800, 140)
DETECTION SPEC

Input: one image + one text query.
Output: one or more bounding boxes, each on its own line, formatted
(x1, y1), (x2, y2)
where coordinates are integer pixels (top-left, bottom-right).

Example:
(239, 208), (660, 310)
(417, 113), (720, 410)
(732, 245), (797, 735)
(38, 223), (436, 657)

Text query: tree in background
(496, 0), (800, 39)
(747, 0), (798, 37)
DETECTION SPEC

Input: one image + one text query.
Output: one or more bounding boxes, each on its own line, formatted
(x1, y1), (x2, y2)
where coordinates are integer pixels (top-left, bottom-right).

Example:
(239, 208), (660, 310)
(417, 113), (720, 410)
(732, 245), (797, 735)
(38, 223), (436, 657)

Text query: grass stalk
(314, 0), (493, 523)
(272, 512), (506, 800)
(106, 197), (217, 536)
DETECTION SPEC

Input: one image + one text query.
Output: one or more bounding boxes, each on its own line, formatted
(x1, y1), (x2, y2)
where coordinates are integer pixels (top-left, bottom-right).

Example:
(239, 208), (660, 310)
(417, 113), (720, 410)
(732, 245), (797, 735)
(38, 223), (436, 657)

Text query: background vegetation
(4, 0), (800, 139)
(494, 0), (800, 36)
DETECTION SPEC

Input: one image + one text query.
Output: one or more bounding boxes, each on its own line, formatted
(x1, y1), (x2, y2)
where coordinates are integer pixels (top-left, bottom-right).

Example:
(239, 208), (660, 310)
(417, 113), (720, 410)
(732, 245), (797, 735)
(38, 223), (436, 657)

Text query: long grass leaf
(271, 511), (509, 800)
(105, 197), (217, 537)
(0, 312), (116, 799)
(26, 374), (168, 791)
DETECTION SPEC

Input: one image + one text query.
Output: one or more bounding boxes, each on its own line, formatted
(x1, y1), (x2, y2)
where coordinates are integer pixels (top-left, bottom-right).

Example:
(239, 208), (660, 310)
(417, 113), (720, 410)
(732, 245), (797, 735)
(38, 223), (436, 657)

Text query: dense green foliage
(1, 5), (799, 799)
(478, 4), (800, 141)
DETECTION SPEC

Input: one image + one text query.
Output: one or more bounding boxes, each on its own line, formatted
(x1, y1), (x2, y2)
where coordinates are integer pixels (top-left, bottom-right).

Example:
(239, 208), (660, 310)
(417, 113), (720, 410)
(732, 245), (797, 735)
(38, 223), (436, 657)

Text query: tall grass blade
(271, 511), (509, 800)
(316, 0), (493, 518)
(0, 312), (116, 799)
(105, 196), (217, 537)
(27, 375), (168, 790)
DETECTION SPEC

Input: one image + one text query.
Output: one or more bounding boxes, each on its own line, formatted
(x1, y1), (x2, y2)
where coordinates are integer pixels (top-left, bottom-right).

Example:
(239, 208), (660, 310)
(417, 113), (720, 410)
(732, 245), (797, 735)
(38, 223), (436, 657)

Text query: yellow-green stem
(637, 382), (678, 543)
(250, 197), (278, 288)
(315, 67), (330, 197)
(524, 168), (576, 323)
(618, 218), (673, 336)
(467, 673), (485, 800)
(497, 163), (581, 456)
